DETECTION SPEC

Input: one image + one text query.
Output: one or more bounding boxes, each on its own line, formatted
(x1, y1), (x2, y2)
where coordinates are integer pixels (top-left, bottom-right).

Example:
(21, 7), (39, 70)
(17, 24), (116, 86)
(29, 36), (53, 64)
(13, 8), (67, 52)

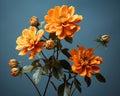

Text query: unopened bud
(100, 35), (110, 43)
(29, 16), (39, 27)
(9, 59), (19, 68)
(11, 68), (19, 76)
(45, 39), (55, 50)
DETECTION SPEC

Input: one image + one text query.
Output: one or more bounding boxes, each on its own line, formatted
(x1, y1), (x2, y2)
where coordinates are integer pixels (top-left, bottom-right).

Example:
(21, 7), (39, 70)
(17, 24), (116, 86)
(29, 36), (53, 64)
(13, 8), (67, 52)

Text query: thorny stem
(24, 73), (42, 96)
(43, 72), (52, 96)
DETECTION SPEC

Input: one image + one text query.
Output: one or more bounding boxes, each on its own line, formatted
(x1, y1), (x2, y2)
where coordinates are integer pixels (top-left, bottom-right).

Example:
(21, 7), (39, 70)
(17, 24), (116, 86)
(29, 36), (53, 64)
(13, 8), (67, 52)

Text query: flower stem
(71, 87), (76, 96)
(41, 51), (47, 59)
(94, 44), (101, 50)
(56, 39), (60, 59)
(43, 72), (52, 96)
(24, 73), (42, 96)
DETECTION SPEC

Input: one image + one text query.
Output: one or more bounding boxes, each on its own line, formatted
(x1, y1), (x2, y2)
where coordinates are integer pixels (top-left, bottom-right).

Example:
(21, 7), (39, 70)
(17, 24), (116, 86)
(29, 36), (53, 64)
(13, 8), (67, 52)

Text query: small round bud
(29, 16), (39, 27)
(100, 35), (110, 43)
(8, 59), (19, 68)
(45, 39), (55, 50)
(11, 68), (19, 76)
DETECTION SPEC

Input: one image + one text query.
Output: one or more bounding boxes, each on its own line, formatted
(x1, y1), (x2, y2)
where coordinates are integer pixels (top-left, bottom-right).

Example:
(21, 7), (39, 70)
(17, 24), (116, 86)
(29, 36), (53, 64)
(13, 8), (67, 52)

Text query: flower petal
(18, 49), (28, 56)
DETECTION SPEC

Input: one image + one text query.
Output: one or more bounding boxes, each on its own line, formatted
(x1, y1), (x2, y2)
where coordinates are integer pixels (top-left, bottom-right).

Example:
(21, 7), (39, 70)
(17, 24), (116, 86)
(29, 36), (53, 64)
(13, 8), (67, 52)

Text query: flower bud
(8, 59), (19, 68)
(11, 68), (19, 76)
(29, 16), (39, 27)
(45, 39), (55, 50)
(100, 35), (110, 43)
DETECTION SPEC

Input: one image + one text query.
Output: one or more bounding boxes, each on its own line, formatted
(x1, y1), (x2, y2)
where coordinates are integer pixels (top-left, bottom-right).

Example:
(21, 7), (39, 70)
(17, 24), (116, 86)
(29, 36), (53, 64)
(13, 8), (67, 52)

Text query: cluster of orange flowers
(9, 5), (105, 78)
(8, 5), (111, 96)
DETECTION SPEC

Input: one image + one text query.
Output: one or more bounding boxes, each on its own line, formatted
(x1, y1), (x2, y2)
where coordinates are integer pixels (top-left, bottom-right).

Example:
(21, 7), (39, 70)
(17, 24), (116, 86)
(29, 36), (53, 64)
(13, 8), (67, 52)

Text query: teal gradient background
(0, 0), (120, 96)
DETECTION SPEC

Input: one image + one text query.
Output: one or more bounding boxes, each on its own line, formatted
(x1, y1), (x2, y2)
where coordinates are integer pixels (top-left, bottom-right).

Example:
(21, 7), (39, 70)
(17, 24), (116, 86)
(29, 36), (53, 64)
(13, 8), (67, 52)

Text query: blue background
(0, 0), (120, 96)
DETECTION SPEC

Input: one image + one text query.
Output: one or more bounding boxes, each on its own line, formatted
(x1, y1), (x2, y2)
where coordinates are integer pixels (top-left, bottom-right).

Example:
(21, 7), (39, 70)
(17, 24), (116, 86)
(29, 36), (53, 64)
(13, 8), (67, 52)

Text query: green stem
(43, 72), (52, 96)
(56, 39), (60, 59)
(24, 73), (42, 96)
(94, 44), (101, 50)
(43, 35), (48, 40)
(41, 51), (47, 59)
(71, 87), (76, 96)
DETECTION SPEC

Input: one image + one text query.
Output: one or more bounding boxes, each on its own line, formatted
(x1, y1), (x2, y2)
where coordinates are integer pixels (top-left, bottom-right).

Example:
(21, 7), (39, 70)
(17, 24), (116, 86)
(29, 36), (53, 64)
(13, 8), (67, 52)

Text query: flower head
(16, 26), (45, 59)
(8, 59), (19, 68)
(95, 34), (110, 47)
(70, 46), (103, 77)
(11, 67), (19, 76)
(29, 16), (39, 27)
(45, 39), (55, 50)
(44, 5), (83, 39)
(100, 34), (110, 43)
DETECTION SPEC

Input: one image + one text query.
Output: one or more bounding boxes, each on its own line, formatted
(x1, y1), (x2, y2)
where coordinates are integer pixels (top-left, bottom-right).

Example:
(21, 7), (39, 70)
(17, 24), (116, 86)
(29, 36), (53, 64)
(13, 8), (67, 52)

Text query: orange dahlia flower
(70, 46), (103, 77)
(16, 26), (45, 59)
(44, 5), (83, 39)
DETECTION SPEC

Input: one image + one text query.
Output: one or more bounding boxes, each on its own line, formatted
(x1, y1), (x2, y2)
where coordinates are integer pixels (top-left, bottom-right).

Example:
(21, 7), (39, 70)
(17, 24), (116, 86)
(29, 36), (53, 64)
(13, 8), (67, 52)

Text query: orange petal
(92, 66), (100, 73)
(16, 45), (24, 50)
(22, 29), (29, 38)
(29, 49), (36, 59)
(35, 29), (44, 44)
(57, 30), (66, 39)
(68, 6), (75, 16)
(18, 49), (28, 56)
(60, 5), (69, 17)
(53, 6), (60, 18)
(45, 23), (57, 33)
(87, 71), (92, 77)
(80, 66), (87, 76)
(69, 15), (83, 23)
(35, 42), (45, 52)
(72, 65), (79, 73)
(70, 48), (78, 56)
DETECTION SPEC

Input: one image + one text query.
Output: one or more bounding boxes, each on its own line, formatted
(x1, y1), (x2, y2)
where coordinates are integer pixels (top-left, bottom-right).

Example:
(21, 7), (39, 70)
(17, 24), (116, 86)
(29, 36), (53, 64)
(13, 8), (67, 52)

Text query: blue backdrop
(0, 0), (120, 96)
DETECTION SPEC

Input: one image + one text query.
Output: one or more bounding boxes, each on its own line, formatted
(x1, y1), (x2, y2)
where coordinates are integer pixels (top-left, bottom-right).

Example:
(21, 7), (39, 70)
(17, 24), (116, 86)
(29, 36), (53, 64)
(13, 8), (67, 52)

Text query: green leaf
(84, 76), (91, 87)
(65, 36), (73, 44)
(74, 78), (82, 93)
(95, 73), (106, 83)
(31, 59), (40, 66)
(22, 65), (33, 73)
(52, 63), (64, 80)
(58, 83), (65, 96)
(61, 48), (71, 58)
(64, 82), (71, 96)
(59, 60), (71, 70)
(32, 67), (42, 85)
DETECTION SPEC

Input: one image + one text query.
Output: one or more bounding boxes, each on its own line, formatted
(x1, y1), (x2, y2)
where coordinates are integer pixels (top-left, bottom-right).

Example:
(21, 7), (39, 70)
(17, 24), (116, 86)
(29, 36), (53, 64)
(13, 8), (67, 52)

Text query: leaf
(59, 60), (71, 70)
(61, 48), (71, 58)
(74, 78), (82, 93)
(22, 65), (33, 73)
(94, 73), (106, 83)
(31, 59), (40, 66)
(84, 76), (91, 87)
(58, 83), (65, 96)
(63, 82), (71, 96)
(32, 67), (42, 85)
(50, 81), (57, 91)
(52, 63), (64, 80)
(65, 36), (73, 44)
